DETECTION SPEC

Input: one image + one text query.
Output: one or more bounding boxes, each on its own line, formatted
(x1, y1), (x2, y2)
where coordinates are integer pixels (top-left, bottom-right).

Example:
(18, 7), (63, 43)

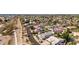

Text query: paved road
(26, 25), (40, 45)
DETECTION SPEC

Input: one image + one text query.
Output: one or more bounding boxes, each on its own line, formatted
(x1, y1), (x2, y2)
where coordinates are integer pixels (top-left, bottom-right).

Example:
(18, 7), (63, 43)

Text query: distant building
(33, 24), (43, 33)
(37, 31), (54, 40)
(46, 36), (64, 45)
(53, 25), (63, 33)
(72, 32), (79, 36)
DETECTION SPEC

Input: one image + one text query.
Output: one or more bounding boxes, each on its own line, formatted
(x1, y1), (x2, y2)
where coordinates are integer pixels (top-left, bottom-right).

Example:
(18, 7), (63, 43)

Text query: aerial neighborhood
(0, 15), (79, 45)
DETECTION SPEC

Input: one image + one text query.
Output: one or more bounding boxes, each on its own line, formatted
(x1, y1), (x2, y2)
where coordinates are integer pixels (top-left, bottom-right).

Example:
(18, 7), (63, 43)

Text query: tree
(61, 28), (74, 44)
